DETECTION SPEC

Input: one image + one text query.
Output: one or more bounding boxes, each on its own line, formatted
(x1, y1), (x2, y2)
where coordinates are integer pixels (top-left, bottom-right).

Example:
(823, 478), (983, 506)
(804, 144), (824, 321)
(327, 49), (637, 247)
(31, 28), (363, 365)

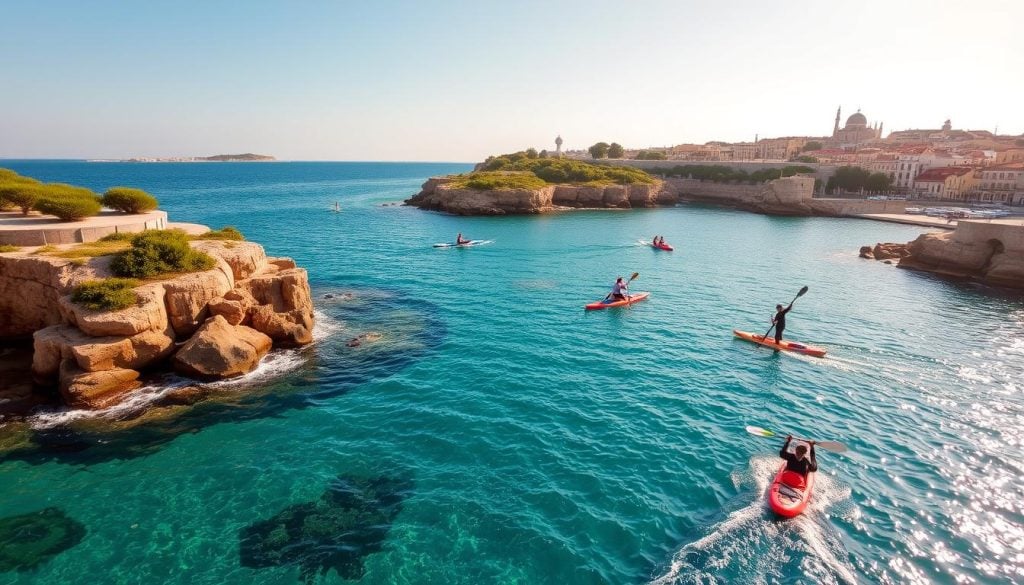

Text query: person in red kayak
(771, 301), (793, 343)
(780, 436), (817, 477)
(608, 276), (629, 301)
(456, 232), (469, 245)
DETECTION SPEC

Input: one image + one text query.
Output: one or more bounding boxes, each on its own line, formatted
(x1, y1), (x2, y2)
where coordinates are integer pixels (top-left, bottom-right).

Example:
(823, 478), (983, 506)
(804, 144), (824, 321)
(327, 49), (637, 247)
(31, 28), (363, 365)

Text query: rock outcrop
(860, 221), (1024, 289)
(172, 315), (272, 380)
(7, 237), (316, 410)
(404, 177), (668, 215)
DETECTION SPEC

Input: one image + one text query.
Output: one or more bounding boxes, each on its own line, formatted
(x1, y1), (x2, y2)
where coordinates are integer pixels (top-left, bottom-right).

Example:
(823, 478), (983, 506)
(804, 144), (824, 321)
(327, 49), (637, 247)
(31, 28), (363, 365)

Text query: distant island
(91, 153), (277, 163)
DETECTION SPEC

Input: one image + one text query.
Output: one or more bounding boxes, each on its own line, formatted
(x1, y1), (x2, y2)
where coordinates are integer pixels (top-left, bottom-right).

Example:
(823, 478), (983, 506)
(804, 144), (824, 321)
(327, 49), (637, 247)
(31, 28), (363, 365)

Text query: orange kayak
(732, 329), (826, 358)
(585, 291), (650, 310)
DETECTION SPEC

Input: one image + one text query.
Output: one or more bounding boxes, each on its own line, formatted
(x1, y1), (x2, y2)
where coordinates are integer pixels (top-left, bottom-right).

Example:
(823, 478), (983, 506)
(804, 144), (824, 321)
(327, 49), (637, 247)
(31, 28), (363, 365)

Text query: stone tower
(555, 135), (563, 158)
(833, 106), (841, 136)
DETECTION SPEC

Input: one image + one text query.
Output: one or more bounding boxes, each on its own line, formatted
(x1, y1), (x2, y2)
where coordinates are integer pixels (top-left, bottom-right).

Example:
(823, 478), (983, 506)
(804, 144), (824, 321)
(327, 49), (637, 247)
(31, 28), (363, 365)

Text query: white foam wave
(27, 311), (345, 430)
(649, 456), (857, 585)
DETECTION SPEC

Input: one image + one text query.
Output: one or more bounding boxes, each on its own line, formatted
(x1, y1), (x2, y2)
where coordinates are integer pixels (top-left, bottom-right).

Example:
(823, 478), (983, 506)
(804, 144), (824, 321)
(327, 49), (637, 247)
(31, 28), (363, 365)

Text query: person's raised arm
(808, 442), (818, 472)
(780, 436), (792, 458)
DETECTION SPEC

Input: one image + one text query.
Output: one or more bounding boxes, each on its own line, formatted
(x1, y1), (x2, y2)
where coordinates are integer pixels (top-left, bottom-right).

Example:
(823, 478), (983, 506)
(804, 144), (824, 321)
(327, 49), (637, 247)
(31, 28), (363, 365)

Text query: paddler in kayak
(456, 233), (469, 245)
(780, 435), (817, 477)
(607, 276), (629, 301)
(771, 301), (794, 343)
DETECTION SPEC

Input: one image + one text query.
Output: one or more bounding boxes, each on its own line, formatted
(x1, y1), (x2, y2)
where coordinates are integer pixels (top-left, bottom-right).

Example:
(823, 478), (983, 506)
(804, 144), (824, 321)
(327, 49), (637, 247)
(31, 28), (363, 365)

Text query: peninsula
(109, 153), (277, 163)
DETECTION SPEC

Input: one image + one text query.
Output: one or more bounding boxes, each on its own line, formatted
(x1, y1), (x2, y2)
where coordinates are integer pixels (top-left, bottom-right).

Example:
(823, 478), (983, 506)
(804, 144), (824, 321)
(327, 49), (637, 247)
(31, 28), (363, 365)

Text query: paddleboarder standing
(772, 301), (793, 343)
(780, 436), (817, 477)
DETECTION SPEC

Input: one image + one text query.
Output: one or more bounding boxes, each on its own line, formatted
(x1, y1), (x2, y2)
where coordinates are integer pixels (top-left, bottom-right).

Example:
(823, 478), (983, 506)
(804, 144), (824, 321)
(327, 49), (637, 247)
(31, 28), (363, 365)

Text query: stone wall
(0, 210), (169, 246)
(597, 159), (839, 182)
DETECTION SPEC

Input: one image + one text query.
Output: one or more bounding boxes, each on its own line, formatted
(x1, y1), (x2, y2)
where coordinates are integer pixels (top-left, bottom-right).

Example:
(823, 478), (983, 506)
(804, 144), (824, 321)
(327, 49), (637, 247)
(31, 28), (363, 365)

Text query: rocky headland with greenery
(0, 169), (314, 414)
(405, 151), (674, 215)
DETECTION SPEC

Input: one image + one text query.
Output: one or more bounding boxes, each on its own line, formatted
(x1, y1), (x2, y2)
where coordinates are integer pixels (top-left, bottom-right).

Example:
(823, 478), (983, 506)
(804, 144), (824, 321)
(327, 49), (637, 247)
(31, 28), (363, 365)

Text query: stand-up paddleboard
(585, 291), (650, 310)
(732, 330), (826, 357)
(433, 239), (493, 248)
(768, 439), (815, 518)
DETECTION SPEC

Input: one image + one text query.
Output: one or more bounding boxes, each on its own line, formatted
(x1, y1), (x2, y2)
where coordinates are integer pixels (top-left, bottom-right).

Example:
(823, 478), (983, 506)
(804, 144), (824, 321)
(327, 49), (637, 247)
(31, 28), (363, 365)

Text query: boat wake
(649, 457), (857, 585)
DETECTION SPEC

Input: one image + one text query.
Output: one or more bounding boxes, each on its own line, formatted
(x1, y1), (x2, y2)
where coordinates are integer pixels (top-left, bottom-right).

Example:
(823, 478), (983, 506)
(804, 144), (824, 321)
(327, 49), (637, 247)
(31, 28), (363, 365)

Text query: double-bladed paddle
(604, 272), (640, 303)
(760, 285), (809, 347)
(745, 425), (848, 453)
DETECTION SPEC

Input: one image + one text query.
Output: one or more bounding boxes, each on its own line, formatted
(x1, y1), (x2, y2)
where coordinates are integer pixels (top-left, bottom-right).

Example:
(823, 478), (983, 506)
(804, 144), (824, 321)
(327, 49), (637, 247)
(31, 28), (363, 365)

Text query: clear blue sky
(1, 0), (1021, 161)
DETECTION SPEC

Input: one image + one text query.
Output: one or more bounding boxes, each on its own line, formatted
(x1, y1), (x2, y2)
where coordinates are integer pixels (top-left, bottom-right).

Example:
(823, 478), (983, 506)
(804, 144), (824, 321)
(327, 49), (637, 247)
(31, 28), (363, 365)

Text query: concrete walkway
(0, 210), (169, 245)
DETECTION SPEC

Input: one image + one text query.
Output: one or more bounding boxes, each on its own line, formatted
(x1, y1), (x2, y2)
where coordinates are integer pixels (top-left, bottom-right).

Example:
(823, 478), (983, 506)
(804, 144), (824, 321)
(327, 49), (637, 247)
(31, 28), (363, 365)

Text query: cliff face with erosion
(860, 220), (1024, 289)
(0, 241), (314, 409)
(405, 177), (675, 215)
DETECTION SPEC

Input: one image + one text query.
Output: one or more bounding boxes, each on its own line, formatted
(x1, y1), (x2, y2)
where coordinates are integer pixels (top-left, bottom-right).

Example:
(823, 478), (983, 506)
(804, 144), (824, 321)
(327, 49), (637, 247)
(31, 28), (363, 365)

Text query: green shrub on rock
(192, 226), (245, 241)
(34, 184), (102, 221)
(110, 229), (216, 278)
(71, 278), (141, 311)
(0, 184), (42, 215)
(102, 187), (158, 213)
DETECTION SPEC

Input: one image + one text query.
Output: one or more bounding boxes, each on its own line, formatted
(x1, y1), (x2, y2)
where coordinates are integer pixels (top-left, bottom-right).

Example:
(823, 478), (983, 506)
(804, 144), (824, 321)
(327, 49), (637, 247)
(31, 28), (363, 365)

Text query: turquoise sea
(1, 161), (1022, 585)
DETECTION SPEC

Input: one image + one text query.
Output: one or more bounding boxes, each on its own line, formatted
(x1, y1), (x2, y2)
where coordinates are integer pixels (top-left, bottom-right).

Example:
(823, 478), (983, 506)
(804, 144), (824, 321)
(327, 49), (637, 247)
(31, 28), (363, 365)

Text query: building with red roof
(913, 166), (977, 200)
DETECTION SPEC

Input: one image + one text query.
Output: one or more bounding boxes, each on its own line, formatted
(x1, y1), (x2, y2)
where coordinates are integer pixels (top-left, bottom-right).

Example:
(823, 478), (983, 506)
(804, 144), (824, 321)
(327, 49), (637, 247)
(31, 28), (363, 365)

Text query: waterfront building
(912, 167), (976, 201)
(971, 162), (1024, 204)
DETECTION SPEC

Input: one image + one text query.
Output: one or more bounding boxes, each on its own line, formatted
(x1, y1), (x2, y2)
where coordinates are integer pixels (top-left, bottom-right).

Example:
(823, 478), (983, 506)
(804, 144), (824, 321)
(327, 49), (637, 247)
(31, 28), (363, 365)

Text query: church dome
(845, 112), (867, 129)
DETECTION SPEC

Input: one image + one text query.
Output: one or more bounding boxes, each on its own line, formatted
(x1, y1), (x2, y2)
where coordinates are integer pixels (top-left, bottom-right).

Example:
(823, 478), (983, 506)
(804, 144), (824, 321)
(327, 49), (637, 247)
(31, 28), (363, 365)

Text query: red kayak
(584, 291), (650, 310)
(768, 462), (815, 518)
(652, 242), (674, 251)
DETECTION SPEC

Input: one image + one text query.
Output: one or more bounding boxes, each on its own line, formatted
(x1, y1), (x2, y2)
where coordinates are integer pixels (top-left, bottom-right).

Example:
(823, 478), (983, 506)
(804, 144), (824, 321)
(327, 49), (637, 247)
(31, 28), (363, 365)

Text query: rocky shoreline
(860, 222), (1024, 289)
(404, 176), (677, 215)
(0, 239), (314, 411)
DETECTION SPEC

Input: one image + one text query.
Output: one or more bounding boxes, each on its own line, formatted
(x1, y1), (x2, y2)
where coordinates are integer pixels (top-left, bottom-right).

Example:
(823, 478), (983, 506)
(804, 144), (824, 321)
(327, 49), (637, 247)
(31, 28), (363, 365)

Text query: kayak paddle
(745, 425), (848, 453)
(760, 285), (809, 347)
(604, 272), (640, 302)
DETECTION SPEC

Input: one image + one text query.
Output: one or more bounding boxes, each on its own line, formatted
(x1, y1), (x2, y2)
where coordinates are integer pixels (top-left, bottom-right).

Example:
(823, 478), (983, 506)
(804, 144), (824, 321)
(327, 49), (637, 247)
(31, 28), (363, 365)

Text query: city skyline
(1, 0), (1022, 161)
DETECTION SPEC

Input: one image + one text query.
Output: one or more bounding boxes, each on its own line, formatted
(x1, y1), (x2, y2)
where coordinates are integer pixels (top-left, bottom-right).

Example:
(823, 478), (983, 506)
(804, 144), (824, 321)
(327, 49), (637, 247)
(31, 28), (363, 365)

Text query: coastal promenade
(0, 209), (168, 246)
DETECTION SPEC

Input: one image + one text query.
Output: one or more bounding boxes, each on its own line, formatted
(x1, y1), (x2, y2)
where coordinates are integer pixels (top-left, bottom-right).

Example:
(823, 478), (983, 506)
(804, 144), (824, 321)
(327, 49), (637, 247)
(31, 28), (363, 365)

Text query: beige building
(972, 162), (1024, 204)
(830, 107), (883, 147)
(912, 167), (976, 200)
(995, 148), (1024, 164)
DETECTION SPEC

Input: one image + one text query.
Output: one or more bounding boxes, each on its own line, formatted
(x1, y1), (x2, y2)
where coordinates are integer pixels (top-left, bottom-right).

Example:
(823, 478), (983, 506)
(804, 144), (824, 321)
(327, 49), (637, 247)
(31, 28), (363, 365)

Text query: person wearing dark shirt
(780, 435), (817, 476)
(772, 301), (793, 343)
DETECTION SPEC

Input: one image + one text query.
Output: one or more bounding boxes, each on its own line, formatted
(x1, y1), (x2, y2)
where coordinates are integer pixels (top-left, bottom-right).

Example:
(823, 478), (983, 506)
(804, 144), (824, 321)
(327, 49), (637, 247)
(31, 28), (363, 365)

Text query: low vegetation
(110, 229), (215, 278)
(191, 226), (245, 241)
(448, 172), (548, 191)
(476, 152), (656, 186)
(825, 166), (893, 194)
(648, 164), (815, 184)
(71, 278), (140, 311)
(0, 168), (159, 221)
(34, 184), (103, 221)
(102, 187), (159, 213)
(32, 245), (58, 254)
(0, 244), (19, 253)
(50, 239), (131, 259)
(634, 150), (667, 160)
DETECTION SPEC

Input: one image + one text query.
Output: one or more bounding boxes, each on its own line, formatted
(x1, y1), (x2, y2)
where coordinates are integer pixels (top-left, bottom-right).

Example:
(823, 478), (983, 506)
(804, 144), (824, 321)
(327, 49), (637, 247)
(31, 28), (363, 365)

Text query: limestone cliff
(0, 240), (314, 409)
(404, 177), (672, 215)
(860, 221), (1024, 289)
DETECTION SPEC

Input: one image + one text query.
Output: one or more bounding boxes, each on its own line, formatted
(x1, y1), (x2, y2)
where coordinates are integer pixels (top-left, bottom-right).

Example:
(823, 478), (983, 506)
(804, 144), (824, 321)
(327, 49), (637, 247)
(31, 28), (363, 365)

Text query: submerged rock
(239, 474), (413, 582)
(0, 507), (86, 572)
